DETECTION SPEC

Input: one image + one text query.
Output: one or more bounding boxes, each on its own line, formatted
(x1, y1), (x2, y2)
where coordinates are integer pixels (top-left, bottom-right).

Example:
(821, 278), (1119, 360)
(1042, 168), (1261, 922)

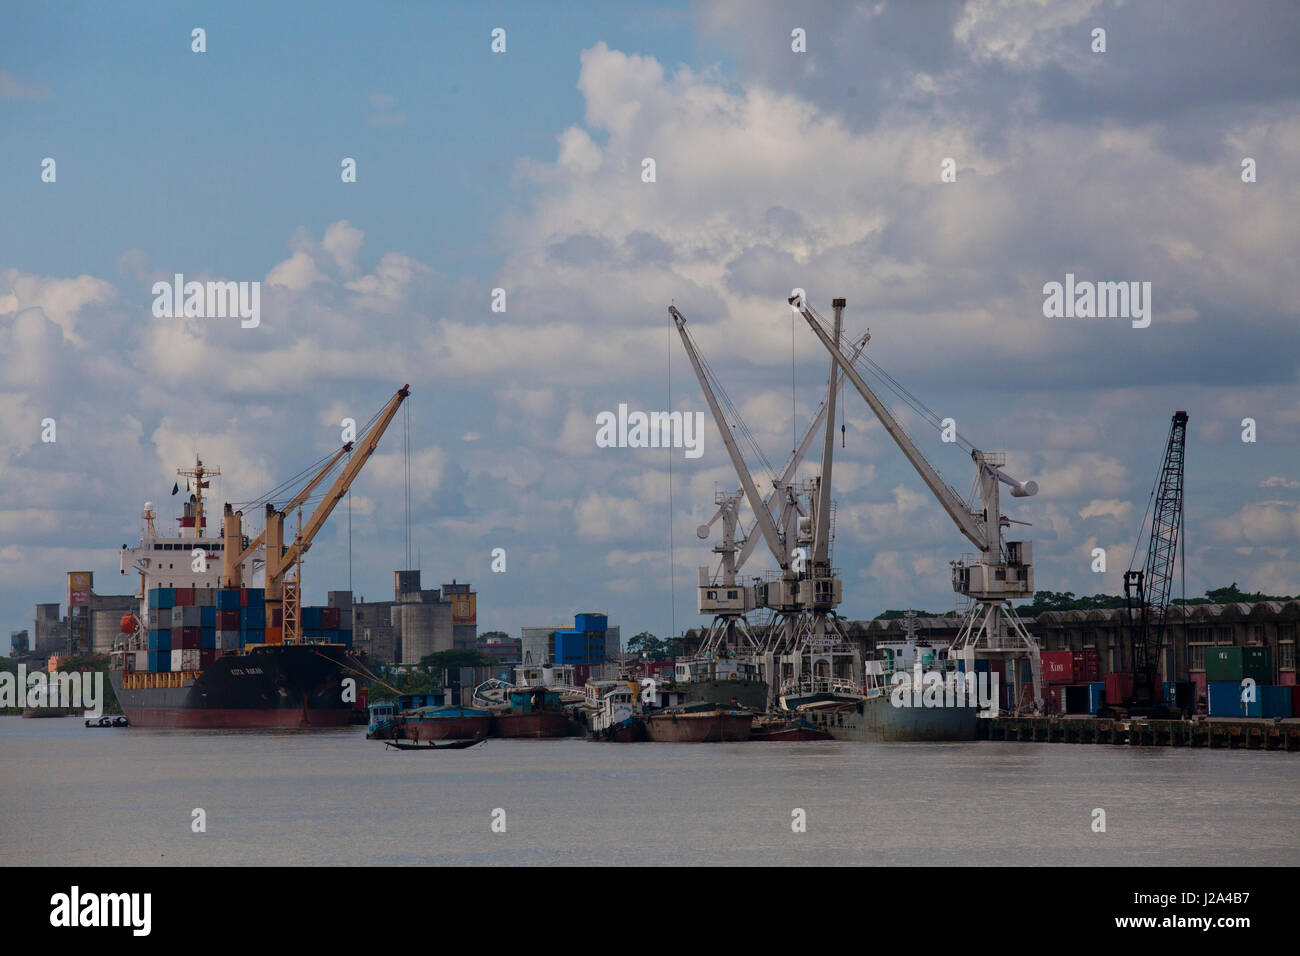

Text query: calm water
(3, 716), (1298, 866)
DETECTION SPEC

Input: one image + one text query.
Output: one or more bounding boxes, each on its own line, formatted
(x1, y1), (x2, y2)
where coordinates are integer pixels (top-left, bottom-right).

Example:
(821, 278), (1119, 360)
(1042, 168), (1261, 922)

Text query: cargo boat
(643, 703), (753, 742)
(749, 715), (831, 741)
(388, 706), (492, 742)
(492, 685), (572, 738)
(801, 693), (979, 742)
(109, 458), (366, 729)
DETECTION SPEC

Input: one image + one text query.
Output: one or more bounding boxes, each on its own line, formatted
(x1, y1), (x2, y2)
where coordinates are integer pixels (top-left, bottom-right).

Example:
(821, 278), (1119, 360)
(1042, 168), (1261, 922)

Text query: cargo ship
(108, 458), (368, 729)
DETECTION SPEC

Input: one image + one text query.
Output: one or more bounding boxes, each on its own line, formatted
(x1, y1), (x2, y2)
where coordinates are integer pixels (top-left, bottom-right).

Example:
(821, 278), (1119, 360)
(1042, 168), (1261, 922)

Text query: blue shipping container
(244, 588), (265, 604)
(216, 589), (242, 610)
(1262, 685), (1293, 718)
(1088, 682), (1105, 714)
(1208, 681), (1269, 718)
(148, 650), (170, 672)
(147, 630), (172, 652)
(148, 587), (176, 610)
(302, 607), (323, 629)
(338, 629), (352, 648)
(200, 606), (216, 627)
(242, 604), (266, 628)
(200, 630), (216, 649)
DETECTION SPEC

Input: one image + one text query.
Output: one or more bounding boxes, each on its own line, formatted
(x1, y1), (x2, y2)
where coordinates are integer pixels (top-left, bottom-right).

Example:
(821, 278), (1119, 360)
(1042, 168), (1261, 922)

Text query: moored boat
(643, 703), (752, 742)
(492, 685), (572, 738)
(749, 715), (831, 741)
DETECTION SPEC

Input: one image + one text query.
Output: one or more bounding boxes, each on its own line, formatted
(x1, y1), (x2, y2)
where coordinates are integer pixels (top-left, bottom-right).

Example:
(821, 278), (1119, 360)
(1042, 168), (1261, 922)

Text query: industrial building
(349, 570), (477, 664)
(521, 614), (620, 666)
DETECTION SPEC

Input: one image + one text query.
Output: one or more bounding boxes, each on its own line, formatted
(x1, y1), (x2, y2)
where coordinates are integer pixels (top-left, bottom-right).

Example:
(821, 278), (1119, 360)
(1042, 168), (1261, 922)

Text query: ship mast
(177, 457), (220, 539)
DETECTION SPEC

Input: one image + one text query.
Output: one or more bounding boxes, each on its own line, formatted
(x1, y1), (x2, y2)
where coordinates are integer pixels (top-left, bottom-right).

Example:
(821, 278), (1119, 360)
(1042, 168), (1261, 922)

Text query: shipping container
(178, 626), (201, 650)
(302, 607), (323, 630)
(199, 605), (216, 627)
(147, 630), (172, 652)
(216, 589), (241, 611)
(171, 648), (202, 672)
(1280, 670), (1296, 686)
(241, 604), (266, 628)
(1292, 685), (1300, 717)
(217, 609), (240, 629)
(148, 587), (176, 610)
(241, 587), (264, 607)
(194, 588), (214, 607)
(1261, 684), (1292, 718)
(1088, 681), (1105, 713)
(1205, 646), (1273, 683)
(1072, 649), (1100, 682)
(1104, 671), (1134, 705)
(337, 628), (352, 648)
(148, 650), (170, 672)
(271, 607), (282, 628)
(199, 649), (217, 669)
(1041, 651), (1074, 683)
(241, 628), (265, 645)
(265, 626), (283, 645)
(200, 630), (216, 649)
(322, 607), (341, 629)
(1063, 684), (1091, 714)
(174, 587), (195, 607)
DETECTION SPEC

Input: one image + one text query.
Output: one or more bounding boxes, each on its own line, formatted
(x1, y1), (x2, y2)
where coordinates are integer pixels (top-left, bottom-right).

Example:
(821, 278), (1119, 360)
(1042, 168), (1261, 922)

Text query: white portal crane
(670, 303), (866, 707)
(794, 297), (1044, 710)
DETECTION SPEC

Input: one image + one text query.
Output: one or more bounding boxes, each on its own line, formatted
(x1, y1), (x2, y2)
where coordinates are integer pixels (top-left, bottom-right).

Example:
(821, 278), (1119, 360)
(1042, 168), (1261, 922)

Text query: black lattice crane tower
(1124, 411), (1188, 709)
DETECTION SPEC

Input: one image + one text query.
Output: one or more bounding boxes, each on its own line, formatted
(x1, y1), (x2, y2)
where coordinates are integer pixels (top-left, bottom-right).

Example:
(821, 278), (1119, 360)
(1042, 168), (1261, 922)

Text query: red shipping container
(1104, 671), (1134, 704)
(175, 587), (195, 607)
(218, 609), (240, 629)
(1292, 685), (1300, 716)
(272, 607), (283, 628)
(240, 588), (249, 608)
(1279, 670), (1296, 686)
(180, 626), (201, 649)
(1041, 651), (1074, 683)
(1073, 650), (1100, 682)
(323, 607), (341, 629)
(199, 649), (217, 669)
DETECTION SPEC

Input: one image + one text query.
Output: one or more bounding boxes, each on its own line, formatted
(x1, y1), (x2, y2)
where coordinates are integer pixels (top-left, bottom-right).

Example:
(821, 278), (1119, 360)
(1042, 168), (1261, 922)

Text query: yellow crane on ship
(221, 384), (411, 644)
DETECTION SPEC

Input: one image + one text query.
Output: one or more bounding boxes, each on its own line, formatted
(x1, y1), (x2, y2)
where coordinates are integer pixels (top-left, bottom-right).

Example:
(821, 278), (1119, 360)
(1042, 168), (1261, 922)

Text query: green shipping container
(1204, 645), (1272, 683)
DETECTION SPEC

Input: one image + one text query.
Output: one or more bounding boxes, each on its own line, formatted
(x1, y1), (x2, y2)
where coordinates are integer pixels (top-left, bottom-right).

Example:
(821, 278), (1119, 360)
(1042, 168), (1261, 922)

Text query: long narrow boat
(643, 703), (752, 742)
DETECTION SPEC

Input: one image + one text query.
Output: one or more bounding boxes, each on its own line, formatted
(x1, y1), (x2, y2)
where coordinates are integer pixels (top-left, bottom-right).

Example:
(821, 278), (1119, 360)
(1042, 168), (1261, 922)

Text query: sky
(2, 0), (1299, 646)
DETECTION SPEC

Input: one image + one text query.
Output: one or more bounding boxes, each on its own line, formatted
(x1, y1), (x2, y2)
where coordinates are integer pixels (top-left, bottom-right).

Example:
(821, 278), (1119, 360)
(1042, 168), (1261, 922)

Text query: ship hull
(492, 710), (572, 738)
(397, 715), (492, 741)
(644, 710), (753, 743)
(804, 695), (979, 742)
(110, 643), (360, 729)
(750, 718), (832, 742)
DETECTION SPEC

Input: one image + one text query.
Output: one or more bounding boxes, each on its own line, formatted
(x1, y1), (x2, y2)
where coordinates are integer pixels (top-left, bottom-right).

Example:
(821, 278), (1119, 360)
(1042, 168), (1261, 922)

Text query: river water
(3, 717), (1297, 866)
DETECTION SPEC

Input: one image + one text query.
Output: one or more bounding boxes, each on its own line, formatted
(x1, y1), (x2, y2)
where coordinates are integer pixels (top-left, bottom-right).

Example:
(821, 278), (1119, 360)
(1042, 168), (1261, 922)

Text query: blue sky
(3, 1), (1299, 646)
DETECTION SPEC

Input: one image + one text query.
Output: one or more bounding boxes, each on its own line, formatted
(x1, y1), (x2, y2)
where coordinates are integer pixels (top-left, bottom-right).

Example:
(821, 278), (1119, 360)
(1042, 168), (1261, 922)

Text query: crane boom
(794, 298), (987, 550)
(270, 385), (410, 577)
(671, 306), (789, 570)
(733, 330), (869, 572)
(1124, 410), (1188, 706)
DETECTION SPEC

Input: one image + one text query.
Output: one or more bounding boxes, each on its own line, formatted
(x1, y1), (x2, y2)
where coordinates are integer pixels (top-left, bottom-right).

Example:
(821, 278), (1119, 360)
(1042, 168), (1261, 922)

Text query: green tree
(627, 632), (668, 660)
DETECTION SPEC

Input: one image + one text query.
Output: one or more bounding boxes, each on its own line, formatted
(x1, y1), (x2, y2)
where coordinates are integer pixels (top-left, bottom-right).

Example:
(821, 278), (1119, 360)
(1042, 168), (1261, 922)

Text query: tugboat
(584, 679), (647, 742)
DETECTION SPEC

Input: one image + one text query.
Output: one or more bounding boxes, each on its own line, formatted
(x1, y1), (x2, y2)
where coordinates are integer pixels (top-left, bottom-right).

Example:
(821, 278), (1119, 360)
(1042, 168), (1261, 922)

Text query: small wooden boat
(749, 716), (832, 742)
(383, 736), (486, 751)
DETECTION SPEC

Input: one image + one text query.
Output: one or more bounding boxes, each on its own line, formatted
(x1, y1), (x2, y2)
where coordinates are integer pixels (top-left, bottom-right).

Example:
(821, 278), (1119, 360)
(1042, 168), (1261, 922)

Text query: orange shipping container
(265, 626), (283, 645)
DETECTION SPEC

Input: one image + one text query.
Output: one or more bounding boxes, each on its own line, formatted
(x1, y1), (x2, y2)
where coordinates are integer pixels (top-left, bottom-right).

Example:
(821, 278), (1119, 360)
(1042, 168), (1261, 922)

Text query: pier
(981, 715), (1300, 751)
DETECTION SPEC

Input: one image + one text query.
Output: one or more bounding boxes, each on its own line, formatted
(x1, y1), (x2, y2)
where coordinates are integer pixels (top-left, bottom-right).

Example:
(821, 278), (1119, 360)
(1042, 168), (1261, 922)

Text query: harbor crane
(222, 384), (411, 644)
(1122, 411), (1188, 714)
(671, 303), (866, 707)
(795, 296), (1045, 707)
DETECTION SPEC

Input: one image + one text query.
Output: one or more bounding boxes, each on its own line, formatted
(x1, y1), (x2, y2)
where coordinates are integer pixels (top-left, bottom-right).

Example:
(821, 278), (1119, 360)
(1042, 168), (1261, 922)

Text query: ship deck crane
(223, 384), (411, 645)
(795, 296), (1045, 709)
(1122, 411), (1188, 714)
